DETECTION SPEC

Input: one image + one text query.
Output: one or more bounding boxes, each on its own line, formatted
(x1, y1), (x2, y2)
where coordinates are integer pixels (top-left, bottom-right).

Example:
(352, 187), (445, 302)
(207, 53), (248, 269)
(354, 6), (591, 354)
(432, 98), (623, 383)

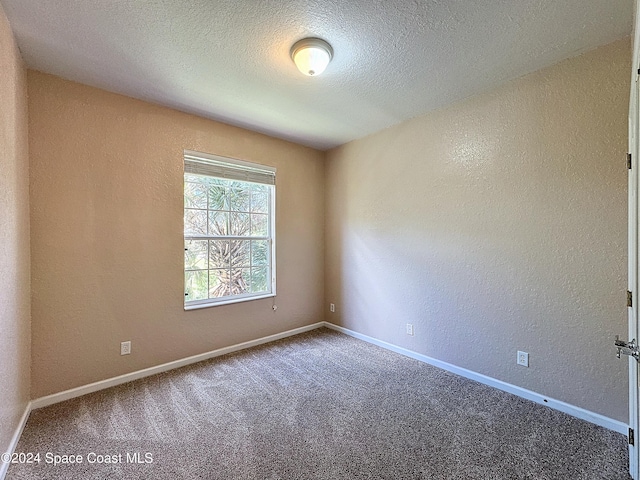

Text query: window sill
(184, 293), (276, 311)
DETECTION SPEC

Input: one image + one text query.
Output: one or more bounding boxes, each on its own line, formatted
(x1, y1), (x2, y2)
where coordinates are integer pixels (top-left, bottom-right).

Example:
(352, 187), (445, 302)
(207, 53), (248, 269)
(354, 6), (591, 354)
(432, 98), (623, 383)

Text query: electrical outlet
(330, 303), (335, 313)
(406, 323), (414, 336)
(121, 341), (131, 356)
(517, 350), (529, 367)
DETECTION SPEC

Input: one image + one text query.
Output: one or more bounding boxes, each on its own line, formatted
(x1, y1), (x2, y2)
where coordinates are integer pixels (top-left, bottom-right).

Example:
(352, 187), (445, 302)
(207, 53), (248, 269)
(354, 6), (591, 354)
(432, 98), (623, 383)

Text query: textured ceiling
(1, 0), (634, 150)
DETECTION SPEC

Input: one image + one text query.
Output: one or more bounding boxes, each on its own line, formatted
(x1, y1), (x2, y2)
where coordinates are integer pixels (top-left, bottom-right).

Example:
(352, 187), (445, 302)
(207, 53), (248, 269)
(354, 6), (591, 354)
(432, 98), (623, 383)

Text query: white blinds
(184, 150), (276, 185)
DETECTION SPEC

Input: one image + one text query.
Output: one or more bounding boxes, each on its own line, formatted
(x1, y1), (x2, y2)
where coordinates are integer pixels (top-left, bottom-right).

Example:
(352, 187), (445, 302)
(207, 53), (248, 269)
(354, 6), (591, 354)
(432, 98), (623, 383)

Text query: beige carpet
(7, 328), (631, 479)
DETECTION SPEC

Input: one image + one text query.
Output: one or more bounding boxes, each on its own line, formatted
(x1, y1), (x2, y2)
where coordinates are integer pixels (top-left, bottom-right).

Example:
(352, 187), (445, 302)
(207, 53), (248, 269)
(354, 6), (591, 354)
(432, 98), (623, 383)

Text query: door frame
(629, 2), (639, 478)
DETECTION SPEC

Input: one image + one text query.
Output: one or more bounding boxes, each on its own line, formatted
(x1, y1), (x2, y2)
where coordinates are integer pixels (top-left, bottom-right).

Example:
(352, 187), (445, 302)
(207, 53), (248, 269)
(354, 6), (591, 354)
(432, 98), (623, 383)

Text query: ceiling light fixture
(290, 38), (333, 77)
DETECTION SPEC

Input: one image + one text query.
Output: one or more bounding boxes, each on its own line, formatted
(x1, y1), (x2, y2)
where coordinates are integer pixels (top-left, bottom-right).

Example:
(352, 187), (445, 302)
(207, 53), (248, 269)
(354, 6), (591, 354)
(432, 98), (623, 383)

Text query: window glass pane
(241, 268), (251, 292)
(250, 185), (269, 213)
(250, 267), (268, 293)
(185, 173), (203, 183)
(230, 240), (250, 268)
(208, 211), (229, 235)
(208, 183), (227, 211)
(185, 270), (208, 301)
(209, 240), (230, 269)
(209, 177), (228, 186)
(209, 269), (229, 298)
(251, 214), (268, 237)
(228, 184), (250, 212)
(231, 268), (249, 295)
(184, 182), (207, 209)
(230, 213), (250, 236)
(251, 240), (268, 267)
(184, 209), (207, 236)
(185, 240), (208, 270)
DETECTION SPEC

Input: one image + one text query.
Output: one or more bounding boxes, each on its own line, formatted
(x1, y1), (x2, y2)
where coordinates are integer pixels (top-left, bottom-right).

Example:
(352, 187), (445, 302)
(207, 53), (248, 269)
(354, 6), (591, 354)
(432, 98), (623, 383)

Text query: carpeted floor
(6, 328), (631, 479)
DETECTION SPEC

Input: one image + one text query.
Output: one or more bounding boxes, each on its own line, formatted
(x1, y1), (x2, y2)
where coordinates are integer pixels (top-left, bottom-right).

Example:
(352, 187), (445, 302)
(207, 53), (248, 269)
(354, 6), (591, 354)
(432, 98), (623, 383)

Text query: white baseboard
(31, 322), (325, 410)
(1, 401), (32, 480)
(322, 322), (628, 435)
(25, 320), (628, 439)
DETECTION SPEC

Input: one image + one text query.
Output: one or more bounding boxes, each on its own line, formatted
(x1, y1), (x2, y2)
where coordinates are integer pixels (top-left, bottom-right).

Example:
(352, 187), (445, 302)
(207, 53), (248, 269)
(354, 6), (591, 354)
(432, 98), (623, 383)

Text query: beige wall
(28, 72), (325, 398)
(325, 38), (631, 422)
(0, 4), (30, 455)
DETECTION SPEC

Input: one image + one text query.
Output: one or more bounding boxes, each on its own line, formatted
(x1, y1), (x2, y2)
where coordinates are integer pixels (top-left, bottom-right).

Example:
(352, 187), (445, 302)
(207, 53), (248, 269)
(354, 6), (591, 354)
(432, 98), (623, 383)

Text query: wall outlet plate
(517, 350), (529, 367)
(330, 303), (335, 313)
(406, 323), (414, 336)
(121, 341), (131, 355)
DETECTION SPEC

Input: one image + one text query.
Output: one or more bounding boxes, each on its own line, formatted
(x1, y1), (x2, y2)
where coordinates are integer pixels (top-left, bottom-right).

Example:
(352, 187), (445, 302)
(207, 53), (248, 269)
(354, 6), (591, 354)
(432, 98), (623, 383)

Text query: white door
(628, 4), (640, 477)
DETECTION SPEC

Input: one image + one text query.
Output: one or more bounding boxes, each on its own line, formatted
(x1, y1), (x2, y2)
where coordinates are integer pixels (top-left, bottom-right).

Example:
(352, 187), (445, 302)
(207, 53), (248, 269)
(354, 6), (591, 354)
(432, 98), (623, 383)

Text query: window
(183, 150), (275, 309)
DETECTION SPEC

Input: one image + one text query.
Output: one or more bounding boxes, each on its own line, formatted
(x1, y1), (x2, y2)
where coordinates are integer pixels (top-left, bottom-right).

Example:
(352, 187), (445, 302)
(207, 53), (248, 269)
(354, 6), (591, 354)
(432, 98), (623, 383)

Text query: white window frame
(183, 150), (276, 310)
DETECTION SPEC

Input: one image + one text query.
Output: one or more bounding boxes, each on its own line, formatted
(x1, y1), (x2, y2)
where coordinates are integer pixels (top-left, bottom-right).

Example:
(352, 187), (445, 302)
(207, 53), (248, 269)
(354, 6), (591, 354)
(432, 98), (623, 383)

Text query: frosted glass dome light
(290, 38), (333, 76)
